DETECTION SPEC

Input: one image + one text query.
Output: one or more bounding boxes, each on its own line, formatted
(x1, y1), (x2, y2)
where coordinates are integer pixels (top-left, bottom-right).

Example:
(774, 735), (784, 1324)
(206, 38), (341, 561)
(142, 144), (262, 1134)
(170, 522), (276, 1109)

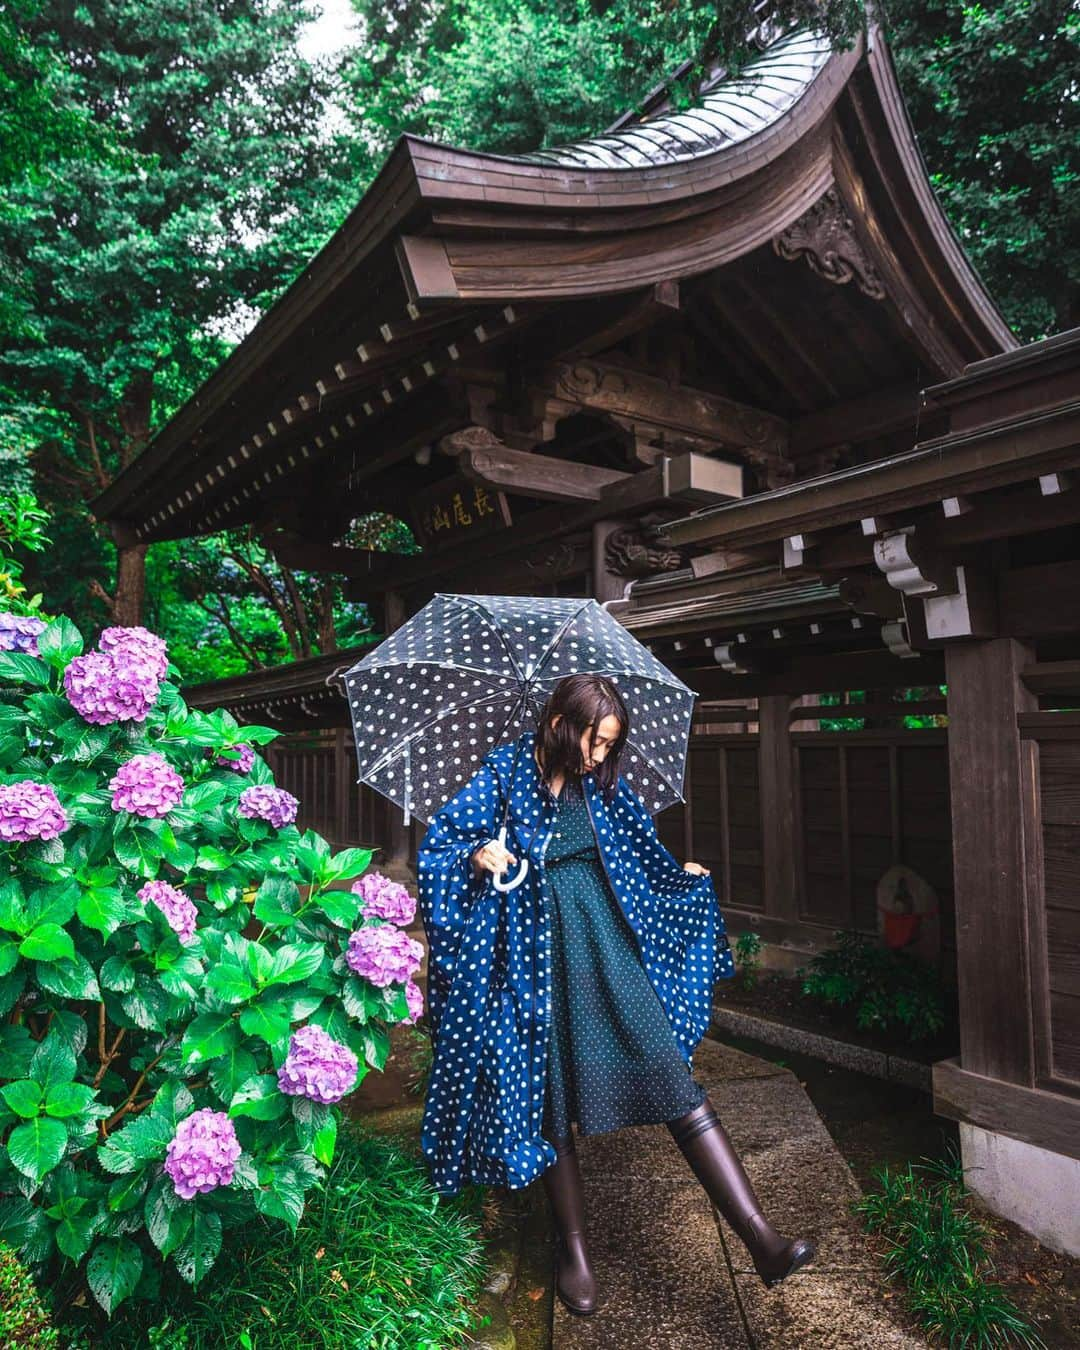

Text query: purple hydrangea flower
(164, 1108), (241, 1200)
(402, 979), (424, 1026)
(237, 784), (298, 829)
(63, 649), (159, 725)
(345, 924), (424, 988)
(351, 871), (416, 927)
(0, 613), (47, 657)
(109, 752), (185, 818)
(0, 780), (68, 843)
(212, 742), (255, 775)
(138, 879), (197, 943)
(98, 625), (170, 681)
(277, 1025), (359, 1105)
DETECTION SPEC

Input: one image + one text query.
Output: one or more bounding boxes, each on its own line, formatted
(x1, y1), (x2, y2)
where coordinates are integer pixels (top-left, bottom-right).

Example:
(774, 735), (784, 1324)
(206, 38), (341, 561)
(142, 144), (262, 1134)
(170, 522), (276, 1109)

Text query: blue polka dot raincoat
(417, 728), (736, 1197)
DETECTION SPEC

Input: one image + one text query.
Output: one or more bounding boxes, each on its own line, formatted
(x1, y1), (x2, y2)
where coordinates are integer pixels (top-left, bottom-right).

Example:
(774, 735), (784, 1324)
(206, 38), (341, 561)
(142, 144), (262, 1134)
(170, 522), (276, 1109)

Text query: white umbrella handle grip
(490, 822), (530, 892)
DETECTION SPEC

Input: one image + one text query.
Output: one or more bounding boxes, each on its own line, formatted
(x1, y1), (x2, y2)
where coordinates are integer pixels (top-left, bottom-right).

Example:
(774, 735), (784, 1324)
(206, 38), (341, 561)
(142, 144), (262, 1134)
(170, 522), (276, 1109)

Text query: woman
(417, 673), (815, 1317)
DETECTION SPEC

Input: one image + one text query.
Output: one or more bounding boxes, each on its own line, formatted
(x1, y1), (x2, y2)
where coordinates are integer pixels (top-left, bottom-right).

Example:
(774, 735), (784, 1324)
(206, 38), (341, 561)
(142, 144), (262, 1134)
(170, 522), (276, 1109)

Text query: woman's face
(551, 712), (622, 773)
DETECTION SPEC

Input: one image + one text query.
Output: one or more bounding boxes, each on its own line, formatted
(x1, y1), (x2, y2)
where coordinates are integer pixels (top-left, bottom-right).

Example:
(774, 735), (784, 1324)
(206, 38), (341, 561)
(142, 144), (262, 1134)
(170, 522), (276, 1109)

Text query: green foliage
(854, 1147), (1047, 1348)
(61, 1125), (488, 1349)
(796, 929), (950, 1042)
(883, 0), (1080, 340)
(0, 1239), (57, 1347)
(0, 617), (418, 1316)
(0, 488), (49, 617)
(733, 930), (762, 990)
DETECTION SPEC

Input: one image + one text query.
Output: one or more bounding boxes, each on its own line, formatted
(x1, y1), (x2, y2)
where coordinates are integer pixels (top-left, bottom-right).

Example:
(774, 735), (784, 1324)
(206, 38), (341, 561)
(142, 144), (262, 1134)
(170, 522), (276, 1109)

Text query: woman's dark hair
(534, 673), (630, 806)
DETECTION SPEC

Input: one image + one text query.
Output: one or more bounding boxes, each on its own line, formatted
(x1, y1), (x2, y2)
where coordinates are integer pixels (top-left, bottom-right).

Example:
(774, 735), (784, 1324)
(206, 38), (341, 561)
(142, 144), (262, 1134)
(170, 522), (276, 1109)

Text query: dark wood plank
(932, 1055), (1080, 1161)
(758, 695), (798, 924)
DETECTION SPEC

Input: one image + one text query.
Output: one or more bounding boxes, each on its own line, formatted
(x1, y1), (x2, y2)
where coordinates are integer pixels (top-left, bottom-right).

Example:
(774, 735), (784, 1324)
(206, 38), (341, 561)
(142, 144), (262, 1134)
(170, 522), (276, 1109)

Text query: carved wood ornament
(772, 187), (886, 300)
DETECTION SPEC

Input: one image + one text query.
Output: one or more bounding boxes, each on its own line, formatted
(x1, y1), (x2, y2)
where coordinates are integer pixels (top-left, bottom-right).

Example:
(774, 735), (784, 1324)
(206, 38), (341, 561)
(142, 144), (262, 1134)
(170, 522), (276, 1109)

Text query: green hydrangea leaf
(87, 1236), (143, 1315)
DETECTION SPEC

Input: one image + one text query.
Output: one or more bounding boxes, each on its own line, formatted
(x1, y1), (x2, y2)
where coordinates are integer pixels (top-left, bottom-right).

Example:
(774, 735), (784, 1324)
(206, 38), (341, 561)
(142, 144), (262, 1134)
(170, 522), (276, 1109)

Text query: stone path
(550, 1035), (930, 1349)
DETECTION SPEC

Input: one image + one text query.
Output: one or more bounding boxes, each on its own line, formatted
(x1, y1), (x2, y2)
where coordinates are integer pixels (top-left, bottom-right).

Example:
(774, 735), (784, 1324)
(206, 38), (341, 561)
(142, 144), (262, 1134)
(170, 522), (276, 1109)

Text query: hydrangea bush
(0, 617), (425, 1315)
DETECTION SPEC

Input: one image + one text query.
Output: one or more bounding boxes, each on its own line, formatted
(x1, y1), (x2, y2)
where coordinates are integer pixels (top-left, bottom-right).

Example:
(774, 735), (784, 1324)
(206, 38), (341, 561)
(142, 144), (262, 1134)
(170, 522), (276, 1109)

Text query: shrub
(854, 1149), (1047, 1349)
(796, 928), (949, 1042)
(733, 930), (762, 990)
(61, 1124), (487, 1349)
(0, 617), (425, 1316)
(0, 1240), (57, 1347)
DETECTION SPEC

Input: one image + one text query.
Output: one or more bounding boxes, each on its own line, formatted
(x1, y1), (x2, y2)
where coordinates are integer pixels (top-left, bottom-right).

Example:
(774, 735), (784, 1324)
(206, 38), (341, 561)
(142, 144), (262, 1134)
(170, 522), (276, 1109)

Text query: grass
(59, 1124), (490, 1350)
(853, 1145), (1048, 1348)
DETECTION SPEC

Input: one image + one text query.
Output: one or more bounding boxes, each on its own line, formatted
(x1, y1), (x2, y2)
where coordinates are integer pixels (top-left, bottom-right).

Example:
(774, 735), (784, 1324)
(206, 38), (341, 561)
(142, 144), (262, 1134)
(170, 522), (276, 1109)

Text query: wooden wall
(267, 723), (955, 968)
(1019, 716), (1080, 1093)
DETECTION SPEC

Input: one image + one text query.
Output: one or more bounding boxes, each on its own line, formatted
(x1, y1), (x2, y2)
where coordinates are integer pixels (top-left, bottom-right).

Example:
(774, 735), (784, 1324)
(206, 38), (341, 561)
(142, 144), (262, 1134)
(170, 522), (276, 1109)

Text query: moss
(0, 1242), (58, 1349)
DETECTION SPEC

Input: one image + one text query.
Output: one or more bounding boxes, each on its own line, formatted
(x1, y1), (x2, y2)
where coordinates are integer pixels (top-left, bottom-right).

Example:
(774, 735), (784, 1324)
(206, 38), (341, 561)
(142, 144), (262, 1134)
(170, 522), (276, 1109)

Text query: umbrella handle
(490, 822), (530, 892)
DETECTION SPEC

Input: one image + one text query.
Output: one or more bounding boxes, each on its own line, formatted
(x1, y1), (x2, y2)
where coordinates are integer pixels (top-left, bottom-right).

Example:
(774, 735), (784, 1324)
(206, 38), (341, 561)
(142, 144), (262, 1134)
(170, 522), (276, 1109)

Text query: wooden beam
(532, 357), (789, 458)
(933, 1056), (1080, 1164)
(790, 380), (935, 456)
(759, 695), (798, 924)
(684, 649), (945, 699)
(439, 430), (632, 503)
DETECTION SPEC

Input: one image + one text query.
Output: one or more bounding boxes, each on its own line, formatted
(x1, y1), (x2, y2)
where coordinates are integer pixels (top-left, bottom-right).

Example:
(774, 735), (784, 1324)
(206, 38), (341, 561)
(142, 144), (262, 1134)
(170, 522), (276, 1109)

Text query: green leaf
(98, 1112), (174, 1174)
(265, 942), (325, 987)
(55, 1206), (104, 1264)
(0, 652), (50, 686)
(252, 876), (301, 928)
(45, 1081), (96, 1119)
(113, 829), (162, 880)
(181, 1012), (240, 1067)
(208, 1047), (258, 1104)
(100, 955), (137, 993)
(238, 998), (291, 1046)
(35, 953), (100, 1000)
(253, 1164), (306, 1234)
(313, 1112), (337, 1167)
(1, 1079), (43, 1118)
(25, 880), (79, 929)
(326, 847), (375, 882)
(183, 780), (231, 812)
(0, 879), (28, 935)
(36, 617), (84, 669)
(107, 1170), (150, 1214)
(173, 1209), (222, 1287)
(120, 981), (171, 1031)
(145, 1177), (193, 1258)
(87, 1236), (143, 1316)
(0, 937), (19, 978)
(194, 845), (234, 872)
(0, 1024), (35, 1079)
(19, 922), (75, 963)
(7, 1116), (68, 1182)
(204, 962), (256, 1005)
(317, 887), (362, 929)
(77, 887), (129, 938)
(30, 1033), (77, 1091)
(361, 1022), (391, 1073)
(229, 1074), (287, 1121)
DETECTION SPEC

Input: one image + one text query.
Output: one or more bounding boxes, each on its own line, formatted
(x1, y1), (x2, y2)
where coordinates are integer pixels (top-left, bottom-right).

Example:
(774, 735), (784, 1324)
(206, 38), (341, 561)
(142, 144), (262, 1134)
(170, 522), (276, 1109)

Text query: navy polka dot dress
(540, 773), (708, 1142)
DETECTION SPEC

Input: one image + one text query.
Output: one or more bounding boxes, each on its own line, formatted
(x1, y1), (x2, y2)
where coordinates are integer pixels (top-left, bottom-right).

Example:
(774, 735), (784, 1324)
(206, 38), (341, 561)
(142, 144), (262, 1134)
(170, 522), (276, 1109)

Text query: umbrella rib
(528, 599), (593, 684)
(624, 735), (686, 806)
(359, 687), (516, 779)
(447, 594), (527, 684)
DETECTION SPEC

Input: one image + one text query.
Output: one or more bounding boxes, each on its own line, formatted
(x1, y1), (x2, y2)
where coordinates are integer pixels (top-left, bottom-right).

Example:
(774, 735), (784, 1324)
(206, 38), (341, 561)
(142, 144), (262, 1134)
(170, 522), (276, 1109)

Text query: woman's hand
(682, 861), (710, 876)
(472, 839), (518, 877)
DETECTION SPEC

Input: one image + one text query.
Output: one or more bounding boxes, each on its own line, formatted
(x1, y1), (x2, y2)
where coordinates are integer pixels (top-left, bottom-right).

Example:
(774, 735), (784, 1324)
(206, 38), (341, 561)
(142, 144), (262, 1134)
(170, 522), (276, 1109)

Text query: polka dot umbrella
(342, 591), (696, 855)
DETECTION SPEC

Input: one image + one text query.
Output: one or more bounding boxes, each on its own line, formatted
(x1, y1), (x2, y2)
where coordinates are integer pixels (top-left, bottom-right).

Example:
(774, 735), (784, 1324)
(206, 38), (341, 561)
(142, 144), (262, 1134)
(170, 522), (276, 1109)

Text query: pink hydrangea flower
(403, 979), (425, 1026)
(64, 649), (159, 725)
(351, 871), (416, 927)
(109, 752), (185, 818)
(277, 1025), (359, 1104)
(98, 625), (170, 681)
(164, 1108), (241, 1200)
(237, 784), (298, 829)
(212, 742), (255, 774)
(138, 879), (197, 943)
(345, 924), (424, 988)
(0, 780), (67, 842)
(0, 613), (46, 657)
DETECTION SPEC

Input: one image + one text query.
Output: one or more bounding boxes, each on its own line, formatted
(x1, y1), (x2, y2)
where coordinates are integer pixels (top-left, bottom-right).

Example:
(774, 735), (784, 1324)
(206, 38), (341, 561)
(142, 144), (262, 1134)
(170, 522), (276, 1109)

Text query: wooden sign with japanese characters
(410, 473), (512, 552)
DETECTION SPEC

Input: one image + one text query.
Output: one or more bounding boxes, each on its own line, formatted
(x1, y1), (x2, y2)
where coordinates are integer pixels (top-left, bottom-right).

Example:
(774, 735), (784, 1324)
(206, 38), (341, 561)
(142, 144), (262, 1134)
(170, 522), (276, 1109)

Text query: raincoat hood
(416, 728), (735, 1197)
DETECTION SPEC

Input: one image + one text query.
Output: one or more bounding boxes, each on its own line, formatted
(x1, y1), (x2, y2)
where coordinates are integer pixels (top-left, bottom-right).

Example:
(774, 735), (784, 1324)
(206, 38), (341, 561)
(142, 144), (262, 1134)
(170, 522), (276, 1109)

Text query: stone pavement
(550, 1035), (931, 1349)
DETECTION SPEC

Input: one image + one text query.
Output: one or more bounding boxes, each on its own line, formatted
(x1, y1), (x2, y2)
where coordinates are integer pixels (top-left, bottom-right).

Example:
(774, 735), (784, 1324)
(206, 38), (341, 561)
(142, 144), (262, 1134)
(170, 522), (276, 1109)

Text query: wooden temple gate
(93, 16), (1078, 1255)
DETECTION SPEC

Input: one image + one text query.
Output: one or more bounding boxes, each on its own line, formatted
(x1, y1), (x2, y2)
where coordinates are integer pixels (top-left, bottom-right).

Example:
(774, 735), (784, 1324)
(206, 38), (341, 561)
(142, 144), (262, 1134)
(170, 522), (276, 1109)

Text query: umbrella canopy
(342, 592), (697, 826)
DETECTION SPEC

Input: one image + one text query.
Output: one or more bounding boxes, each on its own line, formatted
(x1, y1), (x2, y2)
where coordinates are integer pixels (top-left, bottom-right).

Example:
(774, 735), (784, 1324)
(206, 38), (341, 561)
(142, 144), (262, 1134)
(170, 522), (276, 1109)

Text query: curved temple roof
(504, 28), (834, 171)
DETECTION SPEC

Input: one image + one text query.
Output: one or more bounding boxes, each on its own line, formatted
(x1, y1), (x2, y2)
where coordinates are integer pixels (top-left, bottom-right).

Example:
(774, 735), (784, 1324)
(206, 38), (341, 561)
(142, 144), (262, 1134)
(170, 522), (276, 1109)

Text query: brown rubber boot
(667, 1099), (816, 1288)
(541, 1132), (598, 1315)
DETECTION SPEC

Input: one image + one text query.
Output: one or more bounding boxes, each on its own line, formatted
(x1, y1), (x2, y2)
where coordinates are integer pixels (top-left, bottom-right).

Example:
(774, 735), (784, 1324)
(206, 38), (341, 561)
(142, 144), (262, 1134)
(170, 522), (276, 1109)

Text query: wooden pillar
(759, 694), (798, 923)
(591, 519), (626, 603)
(945, 638), (1037, 1084)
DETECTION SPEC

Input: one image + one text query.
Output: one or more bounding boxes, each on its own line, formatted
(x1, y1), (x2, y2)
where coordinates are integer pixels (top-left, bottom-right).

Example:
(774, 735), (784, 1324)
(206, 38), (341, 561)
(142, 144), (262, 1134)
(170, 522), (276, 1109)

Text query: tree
(0, 1), (359, 627)
(880, 0), (1080, 340)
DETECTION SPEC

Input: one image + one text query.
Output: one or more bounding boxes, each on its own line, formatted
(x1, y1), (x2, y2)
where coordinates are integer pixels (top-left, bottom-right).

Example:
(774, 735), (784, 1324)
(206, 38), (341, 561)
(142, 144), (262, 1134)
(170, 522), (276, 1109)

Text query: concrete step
(550, 1035), (930, 1349)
